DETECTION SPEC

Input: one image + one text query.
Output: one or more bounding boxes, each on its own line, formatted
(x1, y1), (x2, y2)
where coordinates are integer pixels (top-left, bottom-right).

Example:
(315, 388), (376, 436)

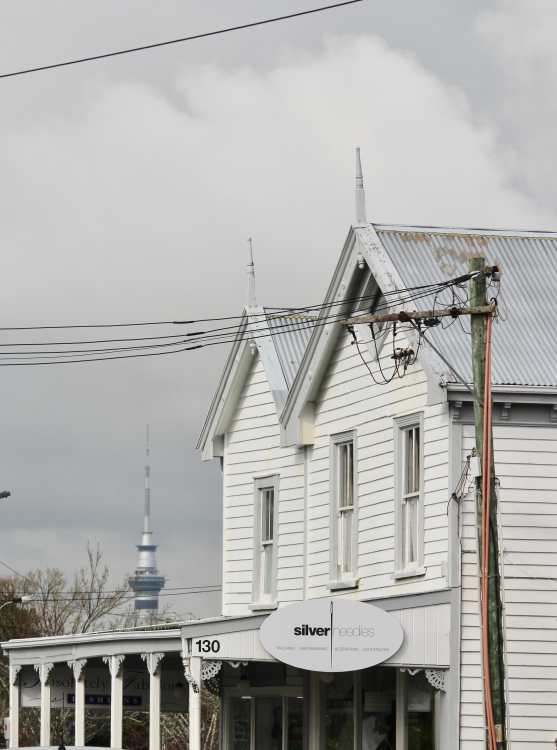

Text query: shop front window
(322, 673), (354, 750)
(407, 672), (435, 750)
(230, 697), (251, 750)
(255, 697), (282, 750)
(226, 686), (304, 750)
(317, 668), (436, 750)
(287, 697), (304, 750)
(361, 667), (396, 750)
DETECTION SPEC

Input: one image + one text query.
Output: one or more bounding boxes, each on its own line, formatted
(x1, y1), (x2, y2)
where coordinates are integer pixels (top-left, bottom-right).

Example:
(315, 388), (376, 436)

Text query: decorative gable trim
(197, 308), (288, 461)
(280, 224), (446, 447)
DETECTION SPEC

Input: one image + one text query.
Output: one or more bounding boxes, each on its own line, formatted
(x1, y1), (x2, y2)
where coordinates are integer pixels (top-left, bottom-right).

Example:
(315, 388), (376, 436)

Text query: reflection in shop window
(230, 697), (251, 750)
(322, 672), (354, 750)
(255, 696), (282, 750)
(362, 667), (396, 750)
(407, 672), (436, 750)
(287, 697), (304, 750)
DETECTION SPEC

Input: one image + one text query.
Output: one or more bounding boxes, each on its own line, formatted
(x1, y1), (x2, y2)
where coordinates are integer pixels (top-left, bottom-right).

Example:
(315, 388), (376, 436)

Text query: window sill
(393, 566), (426, 581)
(248, 601), (278, 612)
(328, 578), (360, 591)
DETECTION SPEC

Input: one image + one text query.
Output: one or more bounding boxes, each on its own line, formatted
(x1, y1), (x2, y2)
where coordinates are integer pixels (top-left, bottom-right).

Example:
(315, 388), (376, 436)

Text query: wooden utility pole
(340, 264), (505, 746)
(469, 256), (507, 749)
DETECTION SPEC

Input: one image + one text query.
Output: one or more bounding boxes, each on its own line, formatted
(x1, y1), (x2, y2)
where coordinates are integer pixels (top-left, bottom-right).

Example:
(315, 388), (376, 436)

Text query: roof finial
(355, 146), (367, 225)
(247, 237), (257, 308)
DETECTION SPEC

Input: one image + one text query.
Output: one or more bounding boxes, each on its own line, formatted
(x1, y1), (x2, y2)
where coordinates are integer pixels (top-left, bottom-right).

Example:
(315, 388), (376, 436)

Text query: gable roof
(281, 221), (557, 445)
(375, 224), (557, 388)
(197, 306), (311, 459)
(264, 308), (314, 388)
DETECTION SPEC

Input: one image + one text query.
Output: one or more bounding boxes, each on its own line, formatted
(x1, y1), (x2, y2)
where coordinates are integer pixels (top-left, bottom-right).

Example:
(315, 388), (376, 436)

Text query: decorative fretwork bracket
(182, 656), (199, 694)
(34, 662), (54, 686)
(68, 658), (87, 682)
(10, 665), (22, 685)
(141, 652), (165, 676)
(425, 669), (447, 692)
(103, 654), (125, 678)
(201, 661), (222, 681)
(399, 667), (447, 692)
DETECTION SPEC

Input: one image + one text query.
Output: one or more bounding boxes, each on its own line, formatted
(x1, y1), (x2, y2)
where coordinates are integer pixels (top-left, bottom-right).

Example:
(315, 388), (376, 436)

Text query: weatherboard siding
(222, 354), (305, 617)
(460, 422), (557, 749)
(308, 327), (450, 600)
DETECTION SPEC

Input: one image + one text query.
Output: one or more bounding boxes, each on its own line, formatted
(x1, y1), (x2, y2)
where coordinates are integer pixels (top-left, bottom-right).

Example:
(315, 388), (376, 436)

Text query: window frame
(251, 475), (279, 609)
(329, 430), (359, 590)
(394, 413), (425, 578)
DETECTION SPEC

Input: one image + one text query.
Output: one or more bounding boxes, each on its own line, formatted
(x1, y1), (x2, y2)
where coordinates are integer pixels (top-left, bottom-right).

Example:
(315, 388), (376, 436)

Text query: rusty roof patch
(374, 224), (557, 387)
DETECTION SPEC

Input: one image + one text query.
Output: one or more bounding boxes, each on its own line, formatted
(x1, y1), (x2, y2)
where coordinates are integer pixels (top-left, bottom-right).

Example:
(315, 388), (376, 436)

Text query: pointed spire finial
(355, 146), (367, 225)
(144, 424), (151, 534)
(247, 237), (257, 308)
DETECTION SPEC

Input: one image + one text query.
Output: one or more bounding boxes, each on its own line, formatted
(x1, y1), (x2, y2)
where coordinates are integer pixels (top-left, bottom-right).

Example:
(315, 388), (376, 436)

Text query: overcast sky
(0, 0), (555, 621)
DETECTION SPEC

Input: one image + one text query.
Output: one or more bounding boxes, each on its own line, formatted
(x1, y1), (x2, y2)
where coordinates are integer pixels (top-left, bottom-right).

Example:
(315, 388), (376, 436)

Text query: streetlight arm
(0, 596), (34, 613)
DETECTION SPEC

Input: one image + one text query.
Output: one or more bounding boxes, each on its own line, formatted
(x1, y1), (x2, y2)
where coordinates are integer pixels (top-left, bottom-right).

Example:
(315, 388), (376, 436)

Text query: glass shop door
(229, 695), (304, 750)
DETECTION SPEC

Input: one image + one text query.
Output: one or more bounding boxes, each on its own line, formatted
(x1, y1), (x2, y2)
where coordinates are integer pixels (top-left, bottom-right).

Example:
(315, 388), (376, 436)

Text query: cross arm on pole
(341, 304), (494, 326)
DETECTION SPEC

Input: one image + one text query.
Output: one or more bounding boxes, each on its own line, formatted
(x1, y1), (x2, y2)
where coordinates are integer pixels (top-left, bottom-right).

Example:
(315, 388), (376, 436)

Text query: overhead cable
(0, 0), (364, 81)
(0, 272), (474, 333)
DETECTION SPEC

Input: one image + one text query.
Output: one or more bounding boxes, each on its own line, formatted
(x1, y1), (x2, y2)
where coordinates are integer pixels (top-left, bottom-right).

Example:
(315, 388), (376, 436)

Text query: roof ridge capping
(373, 222), (557, 239)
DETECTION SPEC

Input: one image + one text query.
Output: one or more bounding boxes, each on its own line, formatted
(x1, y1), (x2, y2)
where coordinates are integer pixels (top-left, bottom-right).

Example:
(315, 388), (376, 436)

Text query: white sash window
(395, 414), (424, 578)
(337, 441), (354, 578)
(259, 487), (275, 600)
(330, 432), (358, 589)
(252, 475), (279, 607)
(402, 425), (420, 568)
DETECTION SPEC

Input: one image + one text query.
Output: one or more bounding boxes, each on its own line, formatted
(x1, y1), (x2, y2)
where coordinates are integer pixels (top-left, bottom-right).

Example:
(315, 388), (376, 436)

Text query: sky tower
(129, 426), (165, 616)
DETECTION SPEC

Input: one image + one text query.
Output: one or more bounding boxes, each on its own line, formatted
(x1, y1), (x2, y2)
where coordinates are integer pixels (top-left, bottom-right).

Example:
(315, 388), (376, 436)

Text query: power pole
(340, 264), (505, 747)
(469, 256), (506, 749)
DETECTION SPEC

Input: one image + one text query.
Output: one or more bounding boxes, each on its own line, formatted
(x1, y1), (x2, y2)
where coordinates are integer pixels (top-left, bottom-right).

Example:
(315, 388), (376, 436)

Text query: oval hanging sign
(259, 598), (404, 672)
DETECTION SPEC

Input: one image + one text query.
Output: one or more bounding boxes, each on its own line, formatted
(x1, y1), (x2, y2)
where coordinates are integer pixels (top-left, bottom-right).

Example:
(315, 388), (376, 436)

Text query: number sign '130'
(194, 639), (221, 654)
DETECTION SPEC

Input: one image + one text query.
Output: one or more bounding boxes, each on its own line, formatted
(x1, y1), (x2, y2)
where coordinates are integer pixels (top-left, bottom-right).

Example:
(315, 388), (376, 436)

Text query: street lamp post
(0, 595), (34, 613)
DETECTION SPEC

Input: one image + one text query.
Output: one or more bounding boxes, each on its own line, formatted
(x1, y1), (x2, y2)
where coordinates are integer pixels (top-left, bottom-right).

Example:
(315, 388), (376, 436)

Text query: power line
(9, 584), (222, 596)
(0, 278), (468, 352)
(0, 276), (474, 365)
(0, 559), (27, 579)
(0, 275), (465, 334)
(0, 0), (364, 81)
(17, 588), (222, 603)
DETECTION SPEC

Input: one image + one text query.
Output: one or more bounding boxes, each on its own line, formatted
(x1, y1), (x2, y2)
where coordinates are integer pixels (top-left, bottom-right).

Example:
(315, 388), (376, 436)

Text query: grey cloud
(0, 1), (554, 622)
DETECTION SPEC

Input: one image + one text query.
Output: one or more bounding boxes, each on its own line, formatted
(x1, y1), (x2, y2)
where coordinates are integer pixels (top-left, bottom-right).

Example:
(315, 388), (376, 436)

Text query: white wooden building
(3, 156), (557, 749)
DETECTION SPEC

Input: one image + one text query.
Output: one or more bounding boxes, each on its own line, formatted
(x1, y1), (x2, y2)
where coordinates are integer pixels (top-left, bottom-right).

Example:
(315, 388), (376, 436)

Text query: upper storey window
(330, 432), (358, 590)
(252, 476), (279, 607)
(395, 414), (425, 577)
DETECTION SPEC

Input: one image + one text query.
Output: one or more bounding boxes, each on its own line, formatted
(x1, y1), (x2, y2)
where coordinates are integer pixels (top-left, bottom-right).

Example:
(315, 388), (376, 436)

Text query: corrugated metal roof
(374, 225), (557, 387)
(265, 309), (313, 388)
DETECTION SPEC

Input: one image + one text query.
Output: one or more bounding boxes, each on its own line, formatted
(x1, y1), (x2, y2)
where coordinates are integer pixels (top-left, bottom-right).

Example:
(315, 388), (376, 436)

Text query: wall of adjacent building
(459, 420), (557, 749)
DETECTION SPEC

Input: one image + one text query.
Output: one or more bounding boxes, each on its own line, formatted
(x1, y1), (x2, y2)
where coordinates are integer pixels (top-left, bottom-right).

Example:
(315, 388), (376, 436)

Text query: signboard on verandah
(259, 598), (404, 672)
(19, 665), (187, 712)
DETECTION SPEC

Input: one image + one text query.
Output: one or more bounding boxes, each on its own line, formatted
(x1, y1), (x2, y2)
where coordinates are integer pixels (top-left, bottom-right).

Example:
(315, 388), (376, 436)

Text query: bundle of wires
(0, 272), (476, 367)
